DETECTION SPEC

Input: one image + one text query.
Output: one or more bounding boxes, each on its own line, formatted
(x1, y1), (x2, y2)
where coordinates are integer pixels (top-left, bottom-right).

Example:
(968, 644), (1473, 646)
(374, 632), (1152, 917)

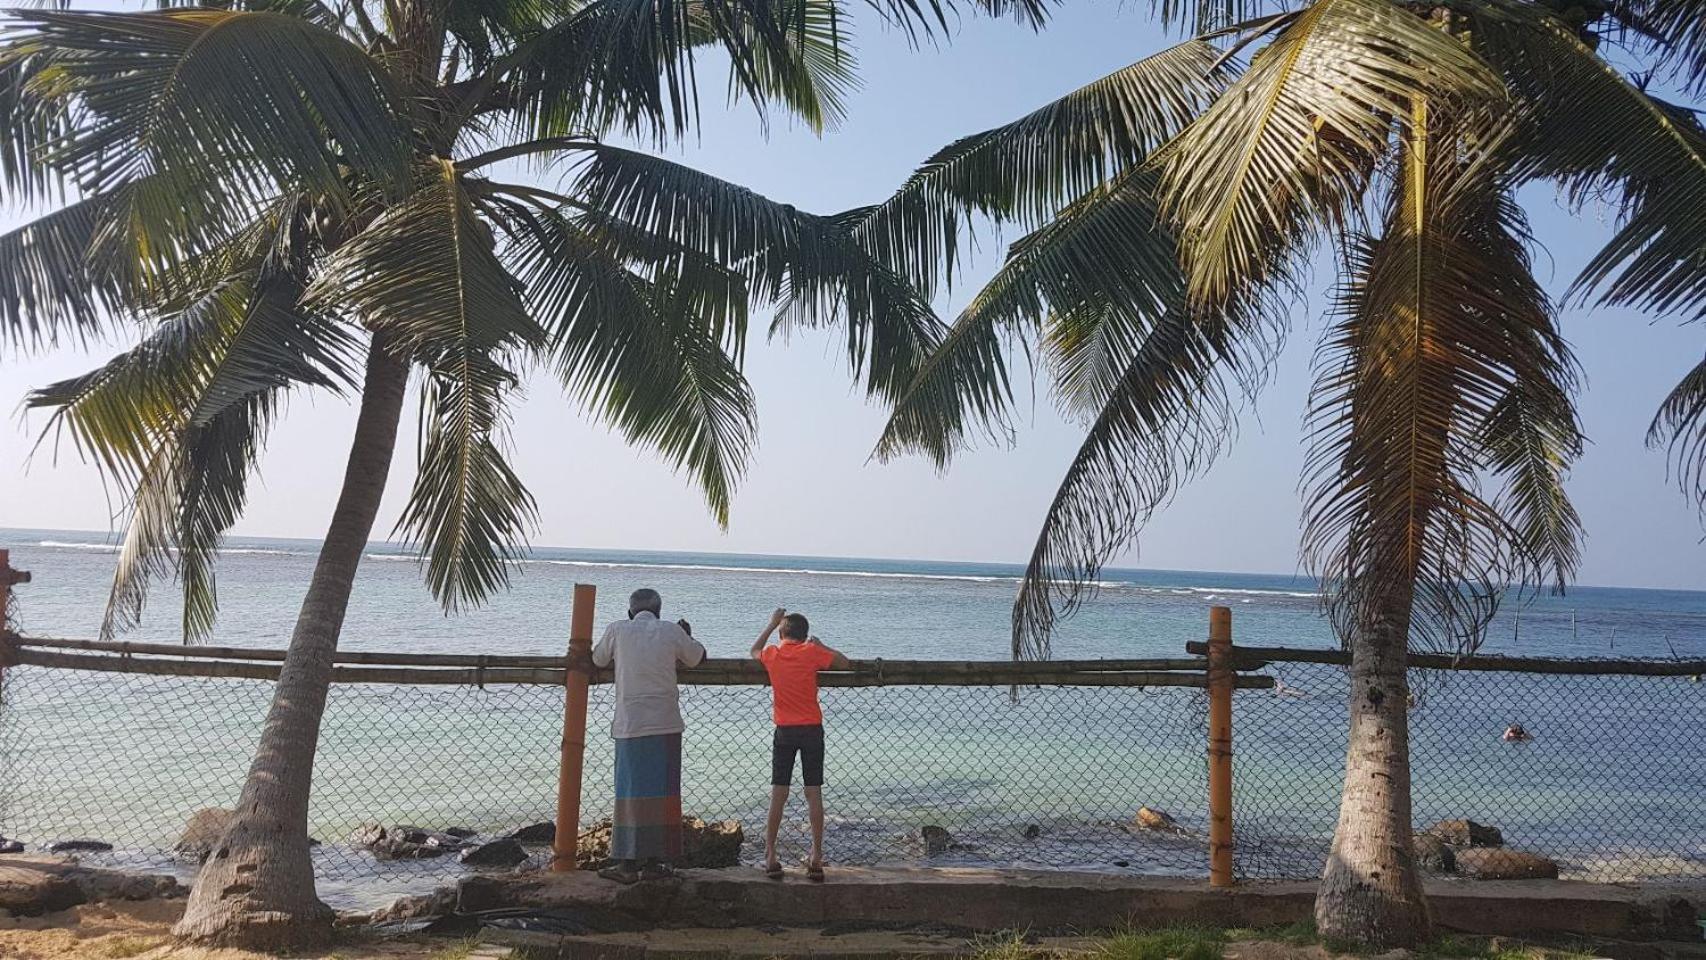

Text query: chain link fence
(2, 643), (1704, 909)
(1234, 659), (1706, 883)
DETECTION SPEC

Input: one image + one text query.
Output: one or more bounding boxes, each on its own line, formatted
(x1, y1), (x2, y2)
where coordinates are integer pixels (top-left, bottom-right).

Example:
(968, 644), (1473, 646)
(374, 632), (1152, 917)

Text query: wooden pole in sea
(554, 582), (597, 872)
(1207, 606), (1235, 887)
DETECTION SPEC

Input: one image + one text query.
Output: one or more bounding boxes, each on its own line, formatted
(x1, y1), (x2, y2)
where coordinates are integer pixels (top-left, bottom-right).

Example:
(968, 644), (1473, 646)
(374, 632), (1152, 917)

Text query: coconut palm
(0, 0), (1045, 948)
(861, 0), (1706, 946)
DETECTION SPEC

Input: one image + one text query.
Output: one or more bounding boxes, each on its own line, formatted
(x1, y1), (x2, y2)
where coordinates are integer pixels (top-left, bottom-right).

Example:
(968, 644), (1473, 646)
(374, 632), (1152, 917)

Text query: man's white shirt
(591, 611), (707, 739)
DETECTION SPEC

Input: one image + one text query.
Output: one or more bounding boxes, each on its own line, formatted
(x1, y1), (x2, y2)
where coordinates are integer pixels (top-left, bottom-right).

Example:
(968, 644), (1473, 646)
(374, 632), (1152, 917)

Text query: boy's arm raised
(751, 607), (786, 660)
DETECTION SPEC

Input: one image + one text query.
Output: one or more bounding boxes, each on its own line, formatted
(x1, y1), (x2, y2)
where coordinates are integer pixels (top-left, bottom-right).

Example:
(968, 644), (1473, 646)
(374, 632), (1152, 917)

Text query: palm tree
(0, 0), (1044, 948)
(859, 0), (1706, 947)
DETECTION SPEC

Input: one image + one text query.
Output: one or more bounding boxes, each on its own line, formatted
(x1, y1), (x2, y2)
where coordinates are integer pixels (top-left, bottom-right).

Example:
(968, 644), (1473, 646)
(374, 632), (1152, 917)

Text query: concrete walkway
(458, 866), (1705, 945)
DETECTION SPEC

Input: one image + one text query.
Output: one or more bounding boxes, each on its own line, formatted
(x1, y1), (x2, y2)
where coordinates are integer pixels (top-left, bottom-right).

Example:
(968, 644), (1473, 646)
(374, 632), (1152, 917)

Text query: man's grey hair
(628, 588), (662, 617)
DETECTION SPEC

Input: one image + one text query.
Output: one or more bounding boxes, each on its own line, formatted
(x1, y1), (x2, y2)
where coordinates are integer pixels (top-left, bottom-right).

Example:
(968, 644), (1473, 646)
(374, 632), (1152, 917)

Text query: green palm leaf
(7, 8), (411, 210)
(1647, 353), (1706, 523)
(1159, 0), (1503, 306)
(310, 160), (545, 610)
(1302, 115), (1581, 653)
(848, 39), (1225, 300)
(502, 204), (758, 523)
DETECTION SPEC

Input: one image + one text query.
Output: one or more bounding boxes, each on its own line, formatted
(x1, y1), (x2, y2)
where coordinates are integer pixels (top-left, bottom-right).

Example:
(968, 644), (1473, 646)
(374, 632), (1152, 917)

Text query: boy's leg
(804, 787), (825, 866)
(802, 726), (827, 866)
(767, 727), (797, 868)
(765, 786), (789, 867)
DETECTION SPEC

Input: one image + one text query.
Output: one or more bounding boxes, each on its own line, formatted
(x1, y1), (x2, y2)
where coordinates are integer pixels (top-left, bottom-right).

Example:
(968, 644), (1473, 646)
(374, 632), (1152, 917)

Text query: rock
(572, 816), (743, 870)
(443, 827), (477, 839)
(349, 823), (388, 847)
(508, 821), (557, 844)
(459, 838), (528, 869)
(1135, 807), (1180, 832)
(1455, 847), (1559, 880)
(47, 839), (112, 854)
(1413, 833), (1456, 873)
(1427, 819), (1504, 848)
(0, 837), (23, 855)
(1022, 824), (1041, 840)
(369, 838), (448, 861)
(174, 808), (232, 863)
(920, 825), (953, 856)
(360, 886), (458, 925)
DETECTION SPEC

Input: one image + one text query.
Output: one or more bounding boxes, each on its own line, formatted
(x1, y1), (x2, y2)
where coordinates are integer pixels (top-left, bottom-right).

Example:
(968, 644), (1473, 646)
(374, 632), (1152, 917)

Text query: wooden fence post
(554, 583), (597, 872)
(0, 549), (30, 704)
(1207, 605), (1235, 887)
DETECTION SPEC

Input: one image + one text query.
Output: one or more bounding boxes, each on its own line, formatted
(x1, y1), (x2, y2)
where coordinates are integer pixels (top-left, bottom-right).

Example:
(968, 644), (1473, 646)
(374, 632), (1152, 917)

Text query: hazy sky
(2, 2), (1704, 590)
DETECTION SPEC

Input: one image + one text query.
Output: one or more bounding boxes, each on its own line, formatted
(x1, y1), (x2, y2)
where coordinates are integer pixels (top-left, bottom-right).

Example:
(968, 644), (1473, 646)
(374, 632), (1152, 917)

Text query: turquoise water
(1, 528), (1704, 907)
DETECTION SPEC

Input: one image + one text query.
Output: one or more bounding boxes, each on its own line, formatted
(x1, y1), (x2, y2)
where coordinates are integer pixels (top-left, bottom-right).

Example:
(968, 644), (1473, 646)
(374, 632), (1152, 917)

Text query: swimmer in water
(1502, 723), (1534, 742)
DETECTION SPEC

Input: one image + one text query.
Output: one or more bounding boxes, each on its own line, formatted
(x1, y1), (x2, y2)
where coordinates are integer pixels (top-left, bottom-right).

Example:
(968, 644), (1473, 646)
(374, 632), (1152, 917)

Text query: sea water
(2, 528), (1703, 907)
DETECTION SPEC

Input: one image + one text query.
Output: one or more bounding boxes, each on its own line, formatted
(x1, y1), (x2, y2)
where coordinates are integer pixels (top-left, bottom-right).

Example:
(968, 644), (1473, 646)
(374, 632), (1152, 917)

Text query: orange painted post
(554, 583), (597, 871)
(1207, 606), (1235, 887)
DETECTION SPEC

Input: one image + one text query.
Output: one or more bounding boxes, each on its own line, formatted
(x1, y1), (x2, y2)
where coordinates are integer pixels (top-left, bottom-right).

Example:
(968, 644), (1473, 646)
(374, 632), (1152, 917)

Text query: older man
(590, 588), (707, 884)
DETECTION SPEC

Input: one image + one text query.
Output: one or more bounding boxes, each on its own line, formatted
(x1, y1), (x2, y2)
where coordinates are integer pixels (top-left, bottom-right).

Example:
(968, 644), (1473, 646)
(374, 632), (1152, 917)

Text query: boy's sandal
(806, 861), (825, 883)
(764, 861), (785, 881)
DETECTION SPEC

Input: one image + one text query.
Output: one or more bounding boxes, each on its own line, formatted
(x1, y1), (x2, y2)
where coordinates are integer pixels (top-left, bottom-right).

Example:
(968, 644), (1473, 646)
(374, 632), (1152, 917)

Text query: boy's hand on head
(769, 607), (787, 627)
(677, 618), (692, 636)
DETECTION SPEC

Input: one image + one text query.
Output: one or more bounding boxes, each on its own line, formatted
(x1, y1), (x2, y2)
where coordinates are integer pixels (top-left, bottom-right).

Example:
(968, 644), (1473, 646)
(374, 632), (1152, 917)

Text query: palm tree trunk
(1313, 582), (1431, 948)
(173, 335), (410, 951)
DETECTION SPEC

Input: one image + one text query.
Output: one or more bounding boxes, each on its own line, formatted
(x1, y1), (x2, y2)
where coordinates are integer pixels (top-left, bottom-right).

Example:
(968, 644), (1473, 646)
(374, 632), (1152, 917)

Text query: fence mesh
(2, 654), (1703, 910)
(1234, 660), (1706, 883)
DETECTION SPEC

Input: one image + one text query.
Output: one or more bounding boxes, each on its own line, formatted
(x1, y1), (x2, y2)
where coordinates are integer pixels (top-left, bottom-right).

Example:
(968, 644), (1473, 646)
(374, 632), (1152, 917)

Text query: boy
(751, 607), (849, 881)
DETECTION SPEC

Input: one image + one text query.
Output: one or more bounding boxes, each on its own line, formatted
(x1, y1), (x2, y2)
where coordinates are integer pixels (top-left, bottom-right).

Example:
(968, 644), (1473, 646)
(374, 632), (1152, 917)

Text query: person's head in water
(628, 588), (662, 619)
(780, 612), (810, 641)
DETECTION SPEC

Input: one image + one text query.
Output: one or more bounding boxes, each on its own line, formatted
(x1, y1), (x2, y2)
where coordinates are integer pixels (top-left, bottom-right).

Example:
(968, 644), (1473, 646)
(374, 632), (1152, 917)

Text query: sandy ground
(0, 899), (493, 960)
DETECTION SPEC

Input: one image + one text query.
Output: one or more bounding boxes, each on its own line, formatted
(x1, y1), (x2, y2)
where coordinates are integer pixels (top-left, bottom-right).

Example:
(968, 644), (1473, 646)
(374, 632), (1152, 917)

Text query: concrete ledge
(457, 866), (1705, 944)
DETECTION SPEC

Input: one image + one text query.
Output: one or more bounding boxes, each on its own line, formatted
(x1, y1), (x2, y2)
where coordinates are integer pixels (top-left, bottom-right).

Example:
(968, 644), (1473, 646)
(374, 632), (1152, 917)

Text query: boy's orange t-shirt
(760, 641), (835, 726)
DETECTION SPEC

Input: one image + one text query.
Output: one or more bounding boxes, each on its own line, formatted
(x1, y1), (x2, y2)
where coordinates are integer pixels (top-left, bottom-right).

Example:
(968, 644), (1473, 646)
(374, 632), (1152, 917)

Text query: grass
(965, 923), (1601, 960)
(425, 937), (486, 960)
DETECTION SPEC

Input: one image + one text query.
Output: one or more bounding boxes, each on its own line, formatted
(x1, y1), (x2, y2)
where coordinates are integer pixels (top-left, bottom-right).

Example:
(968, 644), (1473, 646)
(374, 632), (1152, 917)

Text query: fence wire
(1234, 660), (1706, 883)
(2, 656), (1703, 908)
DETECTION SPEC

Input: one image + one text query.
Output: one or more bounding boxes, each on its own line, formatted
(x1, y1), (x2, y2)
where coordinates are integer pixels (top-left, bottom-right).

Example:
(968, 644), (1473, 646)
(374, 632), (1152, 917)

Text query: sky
(1, 2), (1704, 591)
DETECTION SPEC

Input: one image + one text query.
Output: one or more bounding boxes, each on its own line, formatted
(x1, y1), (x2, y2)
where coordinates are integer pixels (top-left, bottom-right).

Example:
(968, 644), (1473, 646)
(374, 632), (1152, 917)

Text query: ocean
(2, 528), (1704, 908)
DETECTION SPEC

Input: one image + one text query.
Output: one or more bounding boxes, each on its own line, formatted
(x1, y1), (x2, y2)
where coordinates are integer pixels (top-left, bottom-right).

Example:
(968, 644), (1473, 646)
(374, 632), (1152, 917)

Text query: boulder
(508, 822), (557, 844)
(459, 838), (528, 869)
(920, 825), (953, 856)
(370, 837), (449, 861)
(1022, 824), (1041, 840)
(1455, 847), (1559, 880)
(47, 839), (112, 854)
(573, 816), (743, 870)
(1135, 807), (1181, 832)
(349, 823), (388, 847)
(0, 837), (23, 855)
(1413, 833), (1456, 873)
(1427, 819), (1504, 848)
(174, 808), (232, 863)
(443, 827), (477, 840)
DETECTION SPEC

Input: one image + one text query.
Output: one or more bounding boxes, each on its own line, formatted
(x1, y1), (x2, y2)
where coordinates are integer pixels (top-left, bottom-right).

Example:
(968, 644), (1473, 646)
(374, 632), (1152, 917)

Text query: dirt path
(0, 900), (495, 960)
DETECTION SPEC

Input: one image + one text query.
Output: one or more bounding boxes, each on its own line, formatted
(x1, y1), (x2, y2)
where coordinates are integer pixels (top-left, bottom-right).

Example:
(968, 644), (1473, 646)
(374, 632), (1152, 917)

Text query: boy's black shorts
(772, 724), (825, 787)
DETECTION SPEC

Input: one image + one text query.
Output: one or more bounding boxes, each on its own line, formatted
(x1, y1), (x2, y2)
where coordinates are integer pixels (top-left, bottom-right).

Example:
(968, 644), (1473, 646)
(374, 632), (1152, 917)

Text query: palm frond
(0, 188), (138, 350)
(1647, 351), (1706, 522)
(6, 9), (412, 210)
(311, 160), (543, 609)
(28, 268), (340, 638)
(848, 39), (1225, 300)
(1302, 109), (1580, 655)
(567, 143), (948, 403)
(1013, 306), (1255, 658)
(1159, 0), (1504, 306)
(1464, 0), (1706, 320)
(503, 204), (758, 523)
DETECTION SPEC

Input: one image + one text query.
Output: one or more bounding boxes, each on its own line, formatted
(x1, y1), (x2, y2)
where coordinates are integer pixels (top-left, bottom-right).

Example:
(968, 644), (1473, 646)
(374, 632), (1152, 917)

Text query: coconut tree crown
(0, 0), (1048, 640)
